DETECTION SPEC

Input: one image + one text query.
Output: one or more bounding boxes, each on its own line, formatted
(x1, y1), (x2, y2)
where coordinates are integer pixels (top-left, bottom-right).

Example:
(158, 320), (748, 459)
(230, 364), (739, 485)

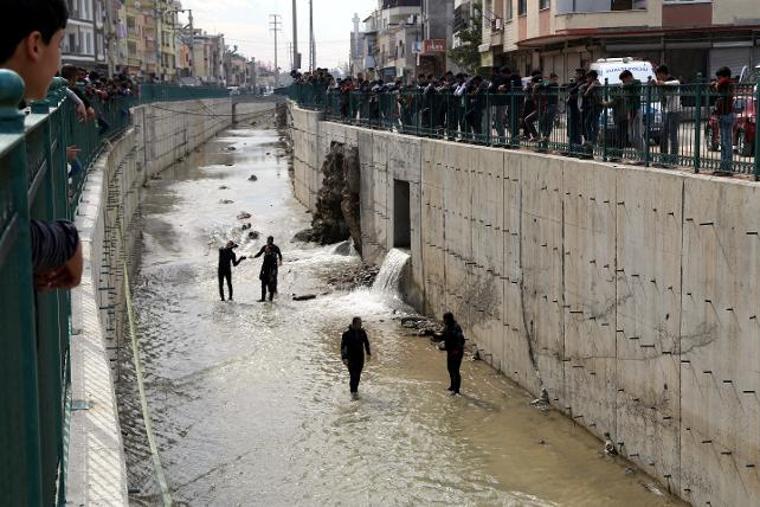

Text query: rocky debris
(276, 102), (288, 129)
(248, 175), (258, 182)
(292, 294), (317, 301)
(530, 389), (551, 412)
(603, 432), (618, 456)
(332, 241), (353, 256)
(324, 263), (379, 291)
(296, 142), (362, 253)
(237, 212), (252, 220)
(219, 199), (234, 204)
(396, 316), (441, 338)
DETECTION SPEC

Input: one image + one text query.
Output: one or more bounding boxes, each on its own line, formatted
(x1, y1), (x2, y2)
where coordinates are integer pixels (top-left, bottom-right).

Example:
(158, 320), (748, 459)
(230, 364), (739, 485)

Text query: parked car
(705, 71), (758, 157)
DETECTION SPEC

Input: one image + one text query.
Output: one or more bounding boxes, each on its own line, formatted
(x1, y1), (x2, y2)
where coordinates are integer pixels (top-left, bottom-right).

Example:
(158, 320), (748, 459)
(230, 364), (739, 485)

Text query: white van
(590, 57), (656, 85)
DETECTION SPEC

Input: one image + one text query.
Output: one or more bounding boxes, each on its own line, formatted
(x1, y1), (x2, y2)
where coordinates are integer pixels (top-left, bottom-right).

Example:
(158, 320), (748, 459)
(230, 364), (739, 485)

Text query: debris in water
(219, 199), (234, 204)
(237, 212), (252, 220)
(219, 185), (229, 190)
(248, 231), (260, 240)
(292, 294), (317, 301)
(604, 432), (618, 456)
(538, 439), (546, 445)
(225, 162), (234, 167)
(225, 146), (237, 151)
(530, 388), (551, 412)
(266, 152), (271, 155)
(624, 467), (635, 476)
(242, 223), (252, 231)
(248, 175), (258, 181)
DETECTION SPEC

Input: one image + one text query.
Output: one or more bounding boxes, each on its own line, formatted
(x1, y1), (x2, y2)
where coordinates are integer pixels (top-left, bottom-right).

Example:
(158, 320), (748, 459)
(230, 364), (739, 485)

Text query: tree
(448, 1), (483, 74)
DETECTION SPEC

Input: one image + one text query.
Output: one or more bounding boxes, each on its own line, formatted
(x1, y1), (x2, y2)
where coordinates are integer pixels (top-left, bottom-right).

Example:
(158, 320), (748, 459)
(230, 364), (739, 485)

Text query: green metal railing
(290, 79), (760, 178)
(0, 69), (230, 506)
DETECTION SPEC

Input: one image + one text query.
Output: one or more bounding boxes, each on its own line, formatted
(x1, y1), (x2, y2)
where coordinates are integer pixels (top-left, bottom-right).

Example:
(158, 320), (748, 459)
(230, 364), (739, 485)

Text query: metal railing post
(694, 74), (703, 173)
(0, 69), (44, 507)
(602, 78), (609, 161)
(644, 78), (652, 167)
(754, 80), (760, 181)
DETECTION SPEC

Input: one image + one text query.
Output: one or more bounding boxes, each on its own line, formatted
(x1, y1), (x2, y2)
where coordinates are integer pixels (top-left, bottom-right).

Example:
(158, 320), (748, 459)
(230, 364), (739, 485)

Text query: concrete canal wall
(68, 98), (273, 504)
(290, 104), (760, 506)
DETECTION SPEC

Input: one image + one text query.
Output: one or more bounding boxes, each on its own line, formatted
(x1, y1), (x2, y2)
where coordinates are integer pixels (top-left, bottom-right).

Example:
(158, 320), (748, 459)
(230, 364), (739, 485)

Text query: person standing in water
(218, 241), (246, 301)
(341, 317), (372, 398)
(254, 236), (283, 302)
(440, 312), (465, 395)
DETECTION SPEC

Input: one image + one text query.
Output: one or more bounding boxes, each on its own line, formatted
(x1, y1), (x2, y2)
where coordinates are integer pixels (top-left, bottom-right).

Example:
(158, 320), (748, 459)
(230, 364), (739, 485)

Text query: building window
(506, 0), (513, 20)
(518, 0), (527, 16)
(556, 0), (646, 13)
(539, 0), (550, 9)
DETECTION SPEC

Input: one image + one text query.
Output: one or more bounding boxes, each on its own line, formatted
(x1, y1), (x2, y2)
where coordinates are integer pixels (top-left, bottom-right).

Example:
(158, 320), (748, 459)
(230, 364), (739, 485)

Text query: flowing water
(119, 124), (685, 506)
(371, 248), (410, 295)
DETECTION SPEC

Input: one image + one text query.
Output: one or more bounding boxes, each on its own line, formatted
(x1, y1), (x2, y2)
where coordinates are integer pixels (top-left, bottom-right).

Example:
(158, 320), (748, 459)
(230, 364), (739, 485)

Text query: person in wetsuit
(218, 241), (246, 301)
(254, 236), (283, 302)
(341, 317), (372, 397)
(440, 312), (465, 395)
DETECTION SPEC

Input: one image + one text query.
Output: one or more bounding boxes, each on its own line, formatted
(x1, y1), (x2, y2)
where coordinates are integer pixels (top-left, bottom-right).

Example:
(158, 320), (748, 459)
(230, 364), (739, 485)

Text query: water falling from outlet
(372, 248), (411, 296)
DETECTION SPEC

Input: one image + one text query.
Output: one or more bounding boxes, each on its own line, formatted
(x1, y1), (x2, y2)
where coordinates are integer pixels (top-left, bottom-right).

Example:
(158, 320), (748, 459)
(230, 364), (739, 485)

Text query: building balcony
(553, 8), (656, 36)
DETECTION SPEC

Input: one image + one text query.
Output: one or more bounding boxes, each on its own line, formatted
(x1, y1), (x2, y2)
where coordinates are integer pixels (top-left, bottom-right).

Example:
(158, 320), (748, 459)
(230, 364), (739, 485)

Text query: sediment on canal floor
(289, 101), (760, 507)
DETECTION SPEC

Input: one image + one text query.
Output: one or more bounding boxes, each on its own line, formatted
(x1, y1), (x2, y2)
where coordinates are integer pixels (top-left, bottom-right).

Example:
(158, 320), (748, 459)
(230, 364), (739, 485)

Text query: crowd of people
(292, 63), (743, 172)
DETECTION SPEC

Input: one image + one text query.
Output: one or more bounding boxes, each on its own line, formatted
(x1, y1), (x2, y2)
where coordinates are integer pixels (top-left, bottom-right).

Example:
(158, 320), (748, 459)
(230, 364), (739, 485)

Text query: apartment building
(192, 32), (226, 85)
(62, 0), (107, 69)
(481, 0), (760, 81)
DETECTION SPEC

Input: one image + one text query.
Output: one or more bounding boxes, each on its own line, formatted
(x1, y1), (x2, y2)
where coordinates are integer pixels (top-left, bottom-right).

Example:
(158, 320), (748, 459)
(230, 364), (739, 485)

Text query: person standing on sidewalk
(439, 312), (465, 395)
(620, 70), (644, 161)
(712, 66), (735, 174)
(655, 65), (681, 167)
(254, 236), (282, 302)
(341, 317), (372, 398)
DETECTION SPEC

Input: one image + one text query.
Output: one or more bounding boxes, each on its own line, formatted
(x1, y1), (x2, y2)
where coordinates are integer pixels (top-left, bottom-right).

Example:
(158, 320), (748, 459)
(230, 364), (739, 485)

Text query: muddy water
(122, 125), (683, 506)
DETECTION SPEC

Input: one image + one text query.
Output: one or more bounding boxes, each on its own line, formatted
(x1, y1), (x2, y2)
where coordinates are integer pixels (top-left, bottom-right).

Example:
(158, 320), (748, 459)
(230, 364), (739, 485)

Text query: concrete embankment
(289, 103), (760, 507)
(67, 98), (274, 504)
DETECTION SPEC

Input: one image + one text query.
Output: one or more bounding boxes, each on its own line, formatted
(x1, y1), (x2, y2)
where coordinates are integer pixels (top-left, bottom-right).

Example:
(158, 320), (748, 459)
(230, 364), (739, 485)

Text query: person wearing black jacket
(341, 317), (372, 397)
(254, 236), (283, 302)
(440, 312), (465, 395)
(218, 241), (246, 301)
(566, 68), (586, 153)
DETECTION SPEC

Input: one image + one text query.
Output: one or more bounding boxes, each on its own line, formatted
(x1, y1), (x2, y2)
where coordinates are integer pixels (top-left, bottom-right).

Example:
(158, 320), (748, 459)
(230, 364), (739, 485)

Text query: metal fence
(289, 80), (760, 178)
(0, 70), (229, 506)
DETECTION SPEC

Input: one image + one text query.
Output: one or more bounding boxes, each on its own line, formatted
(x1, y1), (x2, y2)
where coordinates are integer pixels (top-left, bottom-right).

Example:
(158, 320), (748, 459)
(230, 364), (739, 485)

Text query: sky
(179, 0), (378, 71)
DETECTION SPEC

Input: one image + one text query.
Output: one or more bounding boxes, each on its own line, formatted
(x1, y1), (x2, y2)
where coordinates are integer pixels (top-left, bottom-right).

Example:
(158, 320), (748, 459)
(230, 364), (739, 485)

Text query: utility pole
(292, 0), (298, 70)
(187, 9), (195, 79)
(309, 0), (315, 71)
(270, 14), (282, 86)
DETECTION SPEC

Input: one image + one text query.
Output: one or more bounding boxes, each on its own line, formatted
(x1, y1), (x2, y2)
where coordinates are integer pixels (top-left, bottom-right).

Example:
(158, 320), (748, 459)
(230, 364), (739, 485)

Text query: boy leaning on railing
(2, 0), (83, 291)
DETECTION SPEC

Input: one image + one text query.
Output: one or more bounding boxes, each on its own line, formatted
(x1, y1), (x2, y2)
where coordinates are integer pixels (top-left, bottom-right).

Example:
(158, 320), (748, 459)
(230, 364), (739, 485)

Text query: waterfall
(372, 249), (411, 296)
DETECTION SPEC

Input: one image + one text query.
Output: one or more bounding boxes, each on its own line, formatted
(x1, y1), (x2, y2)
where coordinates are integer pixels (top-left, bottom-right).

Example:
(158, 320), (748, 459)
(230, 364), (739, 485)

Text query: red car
(706, 85), (757, 157)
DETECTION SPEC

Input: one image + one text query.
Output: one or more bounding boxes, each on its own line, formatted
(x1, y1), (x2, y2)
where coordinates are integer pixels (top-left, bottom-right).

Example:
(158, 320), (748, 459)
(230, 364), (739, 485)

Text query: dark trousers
(218, 270), (232, 300)
(260, 279), (277, 301)
(447, 353), (463, 393)
(348, 360), (364, 393)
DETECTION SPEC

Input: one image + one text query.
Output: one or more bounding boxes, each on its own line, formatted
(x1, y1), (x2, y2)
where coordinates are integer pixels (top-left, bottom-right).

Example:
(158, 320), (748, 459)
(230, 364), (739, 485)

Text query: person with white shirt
(655, 65), (682, 167)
